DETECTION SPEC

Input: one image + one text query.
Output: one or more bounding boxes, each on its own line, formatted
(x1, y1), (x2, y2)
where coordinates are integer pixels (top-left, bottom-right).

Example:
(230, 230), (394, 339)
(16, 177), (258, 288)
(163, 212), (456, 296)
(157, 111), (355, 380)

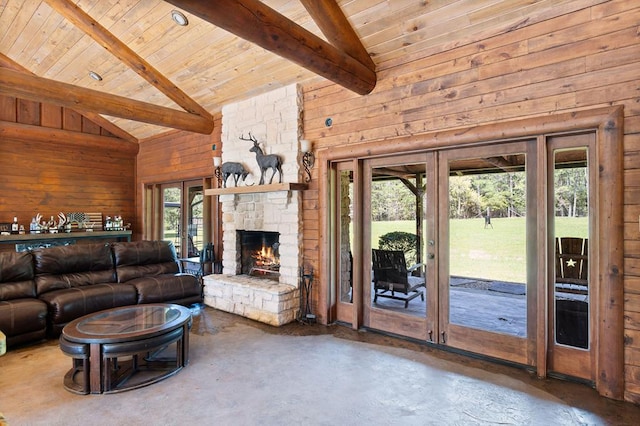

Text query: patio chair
(179, 242), (221, 281)
(372, 249), (425, 308)
(187, 234), (200, 258)
(555, 237), (588, 295)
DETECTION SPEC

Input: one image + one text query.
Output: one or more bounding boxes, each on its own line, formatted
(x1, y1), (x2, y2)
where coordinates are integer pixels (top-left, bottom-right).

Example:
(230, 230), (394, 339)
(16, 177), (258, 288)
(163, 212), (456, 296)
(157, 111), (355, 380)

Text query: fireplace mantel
(204, 182), (307, 196)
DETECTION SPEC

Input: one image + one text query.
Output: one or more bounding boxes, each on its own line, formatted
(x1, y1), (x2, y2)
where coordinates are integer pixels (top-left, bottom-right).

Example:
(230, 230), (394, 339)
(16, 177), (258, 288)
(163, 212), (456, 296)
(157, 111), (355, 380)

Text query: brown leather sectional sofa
(0, 240), (202, 348)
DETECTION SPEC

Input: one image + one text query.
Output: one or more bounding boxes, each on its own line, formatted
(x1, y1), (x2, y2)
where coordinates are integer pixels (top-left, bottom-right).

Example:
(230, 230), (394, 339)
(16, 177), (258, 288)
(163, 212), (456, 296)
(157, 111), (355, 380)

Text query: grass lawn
(372, 217), (588, 283)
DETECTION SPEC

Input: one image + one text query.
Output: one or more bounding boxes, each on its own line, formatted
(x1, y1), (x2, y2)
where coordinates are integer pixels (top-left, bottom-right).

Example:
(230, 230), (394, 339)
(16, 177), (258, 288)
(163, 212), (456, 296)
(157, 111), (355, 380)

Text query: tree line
(371, 167), (587, 221)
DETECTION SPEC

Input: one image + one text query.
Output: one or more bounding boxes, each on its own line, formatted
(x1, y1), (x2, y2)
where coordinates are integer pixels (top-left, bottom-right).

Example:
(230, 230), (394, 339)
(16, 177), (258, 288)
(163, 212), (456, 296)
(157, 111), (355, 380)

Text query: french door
(438, 141), (536, 366)
(361, 153), (437, 342)
(336, 135), (596, 379)
(158, 180), (205, 258)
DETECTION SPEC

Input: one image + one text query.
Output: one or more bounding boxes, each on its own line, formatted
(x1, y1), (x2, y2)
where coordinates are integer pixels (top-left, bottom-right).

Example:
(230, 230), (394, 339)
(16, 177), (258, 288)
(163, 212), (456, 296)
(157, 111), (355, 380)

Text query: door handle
(428, 253), (435, 259)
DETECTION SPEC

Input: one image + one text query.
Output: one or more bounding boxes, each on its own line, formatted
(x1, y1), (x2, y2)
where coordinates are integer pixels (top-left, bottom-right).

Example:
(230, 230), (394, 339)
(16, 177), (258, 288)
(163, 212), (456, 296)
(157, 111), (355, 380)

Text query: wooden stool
(59, 336), (90, 394)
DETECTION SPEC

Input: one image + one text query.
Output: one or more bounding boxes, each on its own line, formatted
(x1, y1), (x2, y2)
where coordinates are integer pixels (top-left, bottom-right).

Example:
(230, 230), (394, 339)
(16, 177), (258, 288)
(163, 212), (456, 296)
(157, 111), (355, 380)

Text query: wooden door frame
(331, 160), (360, 326)
(318, 106), (624, 399)
(545, 134), (597, 383)
(142, 178), (217, 254)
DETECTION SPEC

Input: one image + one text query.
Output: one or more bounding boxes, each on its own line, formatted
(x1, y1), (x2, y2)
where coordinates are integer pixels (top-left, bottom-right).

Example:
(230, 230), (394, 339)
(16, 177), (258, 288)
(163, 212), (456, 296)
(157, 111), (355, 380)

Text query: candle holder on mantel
(213, 156), (222, 187)
(300, 140), (315, 183)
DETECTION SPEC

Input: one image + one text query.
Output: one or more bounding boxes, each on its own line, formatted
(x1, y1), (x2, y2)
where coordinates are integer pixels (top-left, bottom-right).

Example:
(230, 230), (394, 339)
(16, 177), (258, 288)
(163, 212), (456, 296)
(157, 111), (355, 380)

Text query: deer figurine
(220, 162), (249, 187)
(241, 133), (283, 185)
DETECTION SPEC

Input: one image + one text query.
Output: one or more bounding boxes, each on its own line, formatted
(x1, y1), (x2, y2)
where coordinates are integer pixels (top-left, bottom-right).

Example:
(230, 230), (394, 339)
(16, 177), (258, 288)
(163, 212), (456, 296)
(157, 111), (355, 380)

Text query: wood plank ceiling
(0, 0), (594, 141)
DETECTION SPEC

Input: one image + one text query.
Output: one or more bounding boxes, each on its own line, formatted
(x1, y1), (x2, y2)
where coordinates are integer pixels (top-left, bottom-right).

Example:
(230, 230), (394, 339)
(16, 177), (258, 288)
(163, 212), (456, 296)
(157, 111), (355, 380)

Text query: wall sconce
(213, 156), (222, 187)
(300, 140), (314, 183)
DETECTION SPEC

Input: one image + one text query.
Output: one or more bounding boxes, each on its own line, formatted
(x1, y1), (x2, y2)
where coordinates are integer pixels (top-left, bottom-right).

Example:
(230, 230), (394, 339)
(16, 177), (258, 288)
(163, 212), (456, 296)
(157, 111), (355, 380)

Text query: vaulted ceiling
(0, 0), (583, 142)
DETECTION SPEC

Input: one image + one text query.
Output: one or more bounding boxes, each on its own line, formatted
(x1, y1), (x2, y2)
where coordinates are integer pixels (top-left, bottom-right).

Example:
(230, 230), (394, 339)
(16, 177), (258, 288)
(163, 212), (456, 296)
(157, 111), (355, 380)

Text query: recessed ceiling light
(171, 10), (188, 26)
(89, 71), (103, 81)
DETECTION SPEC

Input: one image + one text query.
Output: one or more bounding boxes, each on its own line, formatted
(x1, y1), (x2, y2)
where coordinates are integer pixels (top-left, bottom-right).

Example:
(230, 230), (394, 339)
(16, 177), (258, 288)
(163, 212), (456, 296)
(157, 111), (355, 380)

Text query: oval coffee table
(60, 303), (192, 394)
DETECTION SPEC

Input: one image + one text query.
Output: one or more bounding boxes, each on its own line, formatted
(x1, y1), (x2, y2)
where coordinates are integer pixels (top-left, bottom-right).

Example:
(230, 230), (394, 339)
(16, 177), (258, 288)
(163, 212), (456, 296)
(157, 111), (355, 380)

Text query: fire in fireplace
(237, 230), (280, 279)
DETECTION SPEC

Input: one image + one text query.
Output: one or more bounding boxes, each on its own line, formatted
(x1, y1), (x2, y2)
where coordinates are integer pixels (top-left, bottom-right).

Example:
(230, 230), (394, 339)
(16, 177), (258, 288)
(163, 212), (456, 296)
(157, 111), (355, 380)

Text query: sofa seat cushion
(127, 274), (201, 305)
(0, 298), (48, 346)
(39, 283), (137, 335)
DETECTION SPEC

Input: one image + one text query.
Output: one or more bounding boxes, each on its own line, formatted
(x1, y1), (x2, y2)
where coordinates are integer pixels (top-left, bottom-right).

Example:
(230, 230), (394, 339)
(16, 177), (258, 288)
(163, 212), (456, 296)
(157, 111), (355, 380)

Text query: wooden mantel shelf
(204, 182), (307, 196)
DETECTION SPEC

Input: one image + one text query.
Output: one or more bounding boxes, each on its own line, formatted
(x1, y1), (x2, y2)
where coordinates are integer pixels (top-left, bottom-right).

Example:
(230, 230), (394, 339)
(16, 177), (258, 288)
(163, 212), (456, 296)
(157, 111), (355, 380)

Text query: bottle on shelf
(30, 217), (38, 234)
(11, 217), (19, 234)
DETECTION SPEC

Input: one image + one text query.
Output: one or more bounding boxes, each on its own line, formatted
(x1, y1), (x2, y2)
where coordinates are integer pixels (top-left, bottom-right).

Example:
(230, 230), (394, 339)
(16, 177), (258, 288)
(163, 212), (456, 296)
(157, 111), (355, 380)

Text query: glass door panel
(162, 185), (182, 256)
(439, 141), (535, 365)
(447, 156), (527, 337)
(553, 148), (589, 349)
(186, 183), (204, 257)
(338, 169), (354, 304)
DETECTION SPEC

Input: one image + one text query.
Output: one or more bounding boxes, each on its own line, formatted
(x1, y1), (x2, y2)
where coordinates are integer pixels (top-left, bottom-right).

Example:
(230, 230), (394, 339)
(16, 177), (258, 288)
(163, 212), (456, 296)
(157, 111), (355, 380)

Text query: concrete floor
(1, 306), (639, 425)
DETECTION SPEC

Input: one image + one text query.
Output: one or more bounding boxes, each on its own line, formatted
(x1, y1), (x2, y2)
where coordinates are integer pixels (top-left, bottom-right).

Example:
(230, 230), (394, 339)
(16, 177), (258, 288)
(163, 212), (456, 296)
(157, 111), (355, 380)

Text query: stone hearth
(203, 275), (298, 326)
(203, 84), (304, 325)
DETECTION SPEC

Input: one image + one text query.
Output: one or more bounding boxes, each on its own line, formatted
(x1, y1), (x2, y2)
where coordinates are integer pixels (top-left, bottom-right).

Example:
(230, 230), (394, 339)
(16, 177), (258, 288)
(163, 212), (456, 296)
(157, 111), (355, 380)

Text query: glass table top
(63, 304), (191, 342)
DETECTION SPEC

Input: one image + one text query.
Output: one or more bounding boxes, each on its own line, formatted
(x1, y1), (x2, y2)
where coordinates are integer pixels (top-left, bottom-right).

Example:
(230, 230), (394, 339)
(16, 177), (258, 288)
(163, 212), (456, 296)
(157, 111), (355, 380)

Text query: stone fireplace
(203, 84), (304, 326)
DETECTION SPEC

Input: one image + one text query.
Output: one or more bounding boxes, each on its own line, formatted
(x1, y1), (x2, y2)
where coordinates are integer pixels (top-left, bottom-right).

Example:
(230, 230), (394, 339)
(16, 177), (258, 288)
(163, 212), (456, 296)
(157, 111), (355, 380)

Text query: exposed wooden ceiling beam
(45, 0), (213, 122)
(1, 121), (139, 156)
(165, 0), (376, 95)
(299, 0), (375, 71)
(0, 68), (214, 134)
(0, 53), (137, 143)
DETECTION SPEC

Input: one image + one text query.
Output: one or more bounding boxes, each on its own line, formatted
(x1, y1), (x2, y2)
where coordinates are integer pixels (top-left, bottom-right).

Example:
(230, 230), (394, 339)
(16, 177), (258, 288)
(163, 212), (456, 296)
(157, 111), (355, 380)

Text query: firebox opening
(237, 230), (280, 280)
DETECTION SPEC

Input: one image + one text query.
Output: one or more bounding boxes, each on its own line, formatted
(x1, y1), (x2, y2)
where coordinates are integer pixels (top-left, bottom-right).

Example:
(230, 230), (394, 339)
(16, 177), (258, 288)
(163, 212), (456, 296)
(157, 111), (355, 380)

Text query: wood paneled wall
(136, 113), (222, 237)
(1, 0), (637, 403)
(301, 0), (640, 402)
(0, 95), (136, 240)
